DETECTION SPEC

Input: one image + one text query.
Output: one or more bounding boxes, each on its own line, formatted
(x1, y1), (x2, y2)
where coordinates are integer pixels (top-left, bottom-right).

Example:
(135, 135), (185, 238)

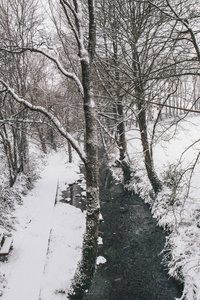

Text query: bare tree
(0, 0), (99, 297)
(94, 0), (132, 183)
(95, 0), (167, 193)
(95, 0), (200, 194)
(0, 0), (44, 185)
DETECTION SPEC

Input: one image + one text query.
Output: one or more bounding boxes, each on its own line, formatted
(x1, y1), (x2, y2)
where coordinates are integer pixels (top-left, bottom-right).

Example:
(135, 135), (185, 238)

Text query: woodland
(0, 0), (200, 299)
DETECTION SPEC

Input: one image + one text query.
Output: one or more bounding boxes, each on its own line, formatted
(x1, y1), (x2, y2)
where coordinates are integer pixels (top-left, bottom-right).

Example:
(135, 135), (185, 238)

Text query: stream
(60, 166), (183, 300)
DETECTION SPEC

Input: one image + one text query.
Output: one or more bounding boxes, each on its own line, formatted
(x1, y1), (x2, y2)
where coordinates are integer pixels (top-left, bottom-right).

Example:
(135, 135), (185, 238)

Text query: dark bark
(0, 129), (18, 187)
(117, 98), (131, 184)
(117, 96), (127, 161)
(68, 141), (72, 163)
(112, 32), (130, 183)
(137, 96), (162, 194)
(17, 124), (29, 174)
(68, 0), (100, 298)
(131, 35), (162, 194)
(37, 127), (47, 154)
(69, 52), (100, 300)
(47, 128), (57, 151)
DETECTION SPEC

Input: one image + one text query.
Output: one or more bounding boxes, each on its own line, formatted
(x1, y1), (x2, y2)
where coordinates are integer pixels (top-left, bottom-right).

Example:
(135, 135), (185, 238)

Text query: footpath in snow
(0, 152), (85, 300)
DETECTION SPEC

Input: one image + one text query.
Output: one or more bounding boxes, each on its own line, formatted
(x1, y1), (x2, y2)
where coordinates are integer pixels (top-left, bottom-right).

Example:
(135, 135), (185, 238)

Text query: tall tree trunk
(117, 96), (127, 161)
(113, 34), (131, 183)
(117, 96), (131, 184)
(131, 37), (162, 194)
(68, 0), (100, 298)
(137, 92), (162, 194)
(68, 141), (72, 163)
(37, 127), (47, 154)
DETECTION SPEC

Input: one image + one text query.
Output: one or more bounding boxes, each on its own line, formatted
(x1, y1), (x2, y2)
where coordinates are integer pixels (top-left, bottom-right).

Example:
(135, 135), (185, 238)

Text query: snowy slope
(127, 115), (200, 300)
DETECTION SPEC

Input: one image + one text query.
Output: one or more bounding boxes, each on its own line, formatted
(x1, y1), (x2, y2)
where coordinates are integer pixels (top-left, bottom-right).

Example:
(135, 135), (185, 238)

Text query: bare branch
(150, 86), (178, 157)
(60, 0), (80, 45)
(165, 0), (200, 61)
(0, 46), (84, 95)
(0, 79), (86, 164)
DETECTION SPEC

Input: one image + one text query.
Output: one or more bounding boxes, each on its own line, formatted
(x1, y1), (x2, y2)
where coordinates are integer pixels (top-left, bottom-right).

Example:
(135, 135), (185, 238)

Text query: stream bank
(82, 167), (183, 300)
(61, 162), (183, 299)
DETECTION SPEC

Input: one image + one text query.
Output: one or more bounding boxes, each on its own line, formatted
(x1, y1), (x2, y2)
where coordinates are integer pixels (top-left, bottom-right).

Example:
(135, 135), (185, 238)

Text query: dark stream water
(61, 167), (183, 300)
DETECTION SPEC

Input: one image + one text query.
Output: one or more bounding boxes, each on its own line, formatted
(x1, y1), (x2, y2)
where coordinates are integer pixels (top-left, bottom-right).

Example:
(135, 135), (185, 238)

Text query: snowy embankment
(126, 115), (200, 300)
(0, 152), (85, 300)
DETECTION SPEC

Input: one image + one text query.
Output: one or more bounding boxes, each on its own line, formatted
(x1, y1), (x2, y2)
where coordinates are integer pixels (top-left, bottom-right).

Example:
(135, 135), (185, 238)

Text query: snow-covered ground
(0, 152), (85, 300)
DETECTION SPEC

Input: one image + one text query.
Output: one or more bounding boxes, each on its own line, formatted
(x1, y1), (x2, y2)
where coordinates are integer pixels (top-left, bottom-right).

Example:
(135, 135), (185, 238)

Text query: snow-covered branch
(0, 79), (86, 164)
(60, 0), (89, 64)
(96, 117), (116, 143)
(0, 47), (84, 95)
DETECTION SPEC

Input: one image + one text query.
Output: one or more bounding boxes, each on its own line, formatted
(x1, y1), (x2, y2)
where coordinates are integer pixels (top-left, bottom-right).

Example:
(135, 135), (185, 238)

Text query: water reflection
(61, 175), (100, 299)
